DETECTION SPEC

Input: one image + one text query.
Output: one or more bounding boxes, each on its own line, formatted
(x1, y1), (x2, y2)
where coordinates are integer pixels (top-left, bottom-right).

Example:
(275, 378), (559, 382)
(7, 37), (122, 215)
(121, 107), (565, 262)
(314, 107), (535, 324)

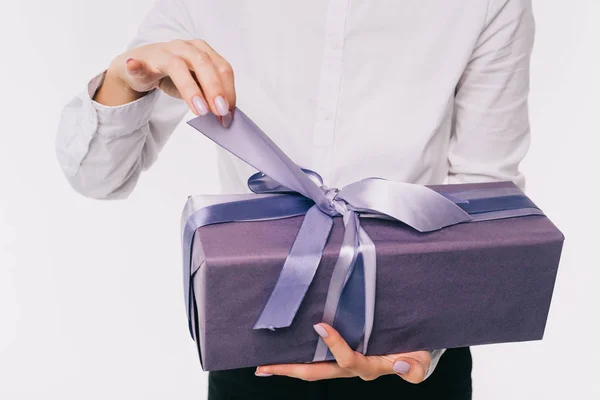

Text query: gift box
(181, 110), (564, 371)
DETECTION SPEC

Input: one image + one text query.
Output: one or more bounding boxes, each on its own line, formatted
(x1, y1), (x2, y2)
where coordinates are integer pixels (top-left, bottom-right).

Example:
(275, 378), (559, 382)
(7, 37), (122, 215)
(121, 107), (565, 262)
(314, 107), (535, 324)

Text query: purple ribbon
(181, 108), (543, 361)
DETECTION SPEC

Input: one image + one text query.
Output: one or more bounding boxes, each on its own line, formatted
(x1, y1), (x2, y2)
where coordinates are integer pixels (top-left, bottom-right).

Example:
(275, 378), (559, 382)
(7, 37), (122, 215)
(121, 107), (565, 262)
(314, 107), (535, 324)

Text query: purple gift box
(188, 181), (563, 371)
(181, 109), (564, 371)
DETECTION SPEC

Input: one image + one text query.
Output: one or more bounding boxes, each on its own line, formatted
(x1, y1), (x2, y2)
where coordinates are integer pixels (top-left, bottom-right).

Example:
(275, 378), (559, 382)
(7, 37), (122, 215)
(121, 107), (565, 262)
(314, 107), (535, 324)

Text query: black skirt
(208, 347), (472, 400)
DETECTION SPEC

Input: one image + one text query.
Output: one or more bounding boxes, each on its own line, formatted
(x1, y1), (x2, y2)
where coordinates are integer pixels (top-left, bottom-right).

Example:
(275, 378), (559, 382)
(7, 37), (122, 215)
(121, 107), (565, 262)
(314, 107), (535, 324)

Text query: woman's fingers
(315, 323), (432, 383)
(119, 40), (236, 122)
(123, 57), (165, 92)
(314, 323), (389, 381)
(138, 48), (209, 116)
(313, 323), (358, 369)
(124, 58), (145, 75)
(169, 41), (230, 116)
(189, 39), (236, 111)
(256, 362), (355, 382)
(161, 55), (209, 116)
(256, 324), (433, 384)
(390, 351), (431, 384)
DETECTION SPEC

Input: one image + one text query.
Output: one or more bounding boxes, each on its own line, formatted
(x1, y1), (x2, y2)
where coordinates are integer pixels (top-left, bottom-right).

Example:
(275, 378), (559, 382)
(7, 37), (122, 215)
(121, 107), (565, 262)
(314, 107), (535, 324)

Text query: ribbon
(181, 108), (544, 361)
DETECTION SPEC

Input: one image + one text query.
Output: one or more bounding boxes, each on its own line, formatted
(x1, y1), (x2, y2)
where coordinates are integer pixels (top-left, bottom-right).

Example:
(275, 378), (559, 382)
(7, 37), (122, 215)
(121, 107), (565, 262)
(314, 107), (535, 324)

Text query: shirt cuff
(85, 70), (161, 138)
(424, 349), (446, 380)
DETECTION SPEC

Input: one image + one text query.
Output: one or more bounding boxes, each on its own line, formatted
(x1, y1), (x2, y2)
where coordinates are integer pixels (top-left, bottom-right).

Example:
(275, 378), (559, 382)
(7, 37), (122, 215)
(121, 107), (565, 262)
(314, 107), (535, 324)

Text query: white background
(0, 1), (598, 399)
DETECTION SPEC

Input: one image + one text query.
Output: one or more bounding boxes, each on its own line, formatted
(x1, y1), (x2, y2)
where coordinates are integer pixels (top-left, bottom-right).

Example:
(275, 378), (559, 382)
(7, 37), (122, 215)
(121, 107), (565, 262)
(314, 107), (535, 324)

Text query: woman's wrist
(93, 59), (147, 106)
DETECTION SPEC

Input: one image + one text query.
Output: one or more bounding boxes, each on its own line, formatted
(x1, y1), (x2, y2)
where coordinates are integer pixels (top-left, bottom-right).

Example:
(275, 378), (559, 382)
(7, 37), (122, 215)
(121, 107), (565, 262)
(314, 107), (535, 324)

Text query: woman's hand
(255, 323), (432, 383)
(95, 39), (235, 126)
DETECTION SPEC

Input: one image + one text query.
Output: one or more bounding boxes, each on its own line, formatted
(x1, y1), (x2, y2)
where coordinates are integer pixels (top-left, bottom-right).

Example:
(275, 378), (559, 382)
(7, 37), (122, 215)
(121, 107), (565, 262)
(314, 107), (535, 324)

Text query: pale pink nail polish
(313, 324), (328, 338)
(193, 96), (209, 116)
(393, 360), (411, 374)
(255, 372), (273, 377)
(214, 96), (229, 116)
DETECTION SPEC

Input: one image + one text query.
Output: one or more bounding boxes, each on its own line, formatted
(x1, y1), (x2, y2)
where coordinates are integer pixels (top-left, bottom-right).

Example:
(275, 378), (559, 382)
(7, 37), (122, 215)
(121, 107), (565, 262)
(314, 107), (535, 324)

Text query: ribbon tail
(355, 226), (376, 355)
(338, 179), (472, 232)
(182, 194), (314, 338)
(313, 211), (363, 362)
(329, 248), (365, 358)
(187, 110), (333, 213)
(254, 205), (333, 330)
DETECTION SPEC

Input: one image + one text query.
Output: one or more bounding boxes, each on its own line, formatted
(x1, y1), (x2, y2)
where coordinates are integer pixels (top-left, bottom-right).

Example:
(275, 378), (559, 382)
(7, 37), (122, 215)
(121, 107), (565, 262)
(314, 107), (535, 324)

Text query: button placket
(312, 0), (349, 182)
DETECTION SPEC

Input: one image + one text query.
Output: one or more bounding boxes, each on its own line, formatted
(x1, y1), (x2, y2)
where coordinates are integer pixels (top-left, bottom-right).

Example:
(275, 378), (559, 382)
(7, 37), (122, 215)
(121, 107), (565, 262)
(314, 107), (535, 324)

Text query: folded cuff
(87, 71), (160, 138)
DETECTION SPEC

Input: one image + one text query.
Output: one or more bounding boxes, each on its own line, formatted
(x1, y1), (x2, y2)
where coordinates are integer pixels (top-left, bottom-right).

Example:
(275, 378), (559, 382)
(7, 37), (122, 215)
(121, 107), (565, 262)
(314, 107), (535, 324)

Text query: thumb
(124, 58), (163, 90)
(125, 58), (146, 75)
(391, 352), (431, 384)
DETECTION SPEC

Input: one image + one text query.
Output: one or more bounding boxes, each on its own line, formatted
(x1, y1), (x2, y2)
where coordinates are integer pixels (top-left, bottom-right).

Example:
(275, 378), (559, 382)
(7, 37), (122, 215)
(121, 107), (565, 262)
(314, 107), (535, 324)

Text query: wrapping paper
(189, 181), (564, 371)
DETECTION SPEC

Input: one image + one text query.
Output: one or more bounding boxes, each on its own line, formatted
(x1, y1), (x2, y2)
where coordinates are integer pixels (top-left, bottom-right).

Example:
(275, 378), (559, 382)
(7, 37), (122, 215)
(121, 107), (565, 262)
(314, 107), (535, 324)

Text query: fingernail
(192, 96), (209, 116)
(392, 360), (411, 374)
(214, 96), (229, 116)
(221, 112), (233, 128)
(255, 370), (272, 377)
(313, 324), (328, 338)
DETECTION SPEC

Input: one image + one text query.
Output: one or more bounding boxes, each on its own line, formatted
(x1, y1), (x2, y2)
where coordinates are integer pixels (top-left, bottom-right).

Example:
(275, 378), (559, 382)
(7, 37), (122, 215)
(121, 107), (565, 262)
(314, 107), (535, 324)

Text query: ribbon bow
(182, 108), (541, 362)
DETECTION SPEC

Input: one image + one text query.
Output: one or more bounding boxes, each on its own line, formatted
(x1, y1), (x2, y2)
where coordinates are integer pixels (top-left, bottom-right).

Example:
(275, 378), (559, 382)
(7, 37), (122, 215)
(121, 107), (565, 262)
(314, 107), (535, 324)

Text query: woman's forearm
(56, 0), (237, 199)
(55, 71), (165, 200)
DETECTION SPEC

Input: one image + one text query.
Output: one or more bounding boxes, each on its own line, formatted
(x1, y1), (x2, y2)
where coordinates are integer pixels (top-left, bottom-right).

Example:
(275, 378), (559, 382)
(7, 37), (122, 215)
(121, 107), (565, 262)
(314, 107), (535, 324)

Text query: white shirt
(55, 0), (534, 200)
(54, 0), (534, 376)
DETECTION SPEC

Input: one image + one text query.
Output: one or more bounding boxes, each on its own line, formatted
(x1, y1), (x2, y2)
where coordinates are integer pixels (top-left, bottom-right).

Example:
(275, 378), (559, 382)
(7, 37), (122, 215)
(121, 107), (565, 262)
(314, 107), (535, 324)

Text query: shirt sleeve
(55, 0), (198, 199)
(447, 0), (535, 190)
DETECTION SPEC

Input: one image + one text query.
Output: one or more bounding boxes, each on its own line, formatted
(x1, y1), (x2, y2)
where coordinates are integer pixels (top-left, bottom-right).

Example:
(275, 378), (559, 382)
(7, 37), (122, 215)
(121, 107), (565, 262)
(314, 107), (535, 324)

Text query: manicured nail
(192, 96), (209, 116)
(255, 371), (272, 377)
(313, 324), (328, 338)
(392, 360), (411, 374)
(214, 96), (229, 116)
(221, 112), (233, 128)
